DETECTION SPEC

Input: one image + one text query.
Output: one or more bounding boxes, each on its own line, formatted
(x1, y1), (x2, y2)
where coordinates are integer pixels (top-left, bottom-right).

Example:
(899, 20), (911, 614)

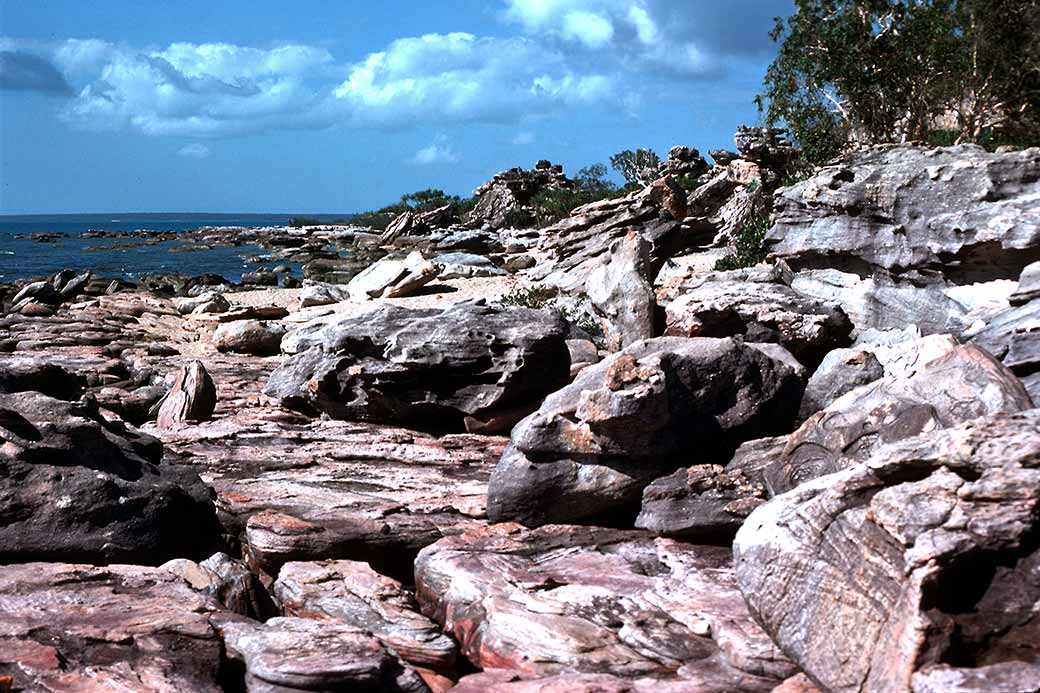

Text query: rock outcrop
(735, 410), (1040, 692)
(973, 261), (1040, 400)
(346, 251), (441, 300)
(416, 524), (796, 688)
(465, 160), (571, 230)
(157, 359), (217, 428)
(265, 302), (570, 433)
(487, 337), (804, 526)
(585, 232), (657, 351)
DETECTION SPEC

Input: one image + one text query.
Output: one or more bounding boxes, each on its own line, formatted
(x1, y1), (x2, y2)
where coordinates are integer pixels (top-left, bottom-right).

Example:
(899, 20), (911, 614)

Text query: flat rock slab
(415, 524), (796, 688)
(735, 410), (1040, 692)
(0, 563), (227, 692)
(275, 559), (457, 673)
(158, 409), (506, 576)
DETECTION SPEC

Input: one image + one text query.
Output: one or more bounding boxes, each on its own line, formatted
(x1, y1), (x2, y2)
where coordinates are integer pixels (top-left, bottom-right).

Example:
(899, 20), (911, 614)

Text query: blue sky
(0, 0), (792, 214)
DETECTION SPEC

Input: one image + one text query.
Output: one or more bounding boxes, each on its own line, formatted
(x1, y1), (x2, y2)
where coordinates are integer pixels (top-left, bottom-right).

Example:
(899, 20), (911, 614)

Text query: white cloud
(177, 143), (211, 158)
(408, 138), (460, 165)
(560, 11), (614, 48)
(512, 130), (535, 145)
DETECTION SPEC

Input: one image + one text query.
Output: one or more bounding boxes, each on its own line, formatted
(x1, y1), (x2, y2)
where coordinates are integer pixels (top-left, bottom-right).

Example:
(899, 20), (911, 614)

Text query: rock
(465, 162), (571, 230)
(162, 552), (276, 620)
(217, 304), (290, 322)
(0, 390), (220, 563)
(0, 563), (228, 692)
(157, 359), (217, 428)
(585, 232), (657, 351)
(381, 204), (459, 245)
(504, 253), (536, 272)
(298, 282), (351, 308)
(58, 270), (91, 298)
(565, 338), (599, 376)
(0, 357), (85, 399)
(10, 280), (64, 308)
(764, 343), (1034, 495)
(973, 293), (1040, 401)
(275, 559), (457, 672)
(415, 524), (795, 686)
(660, 145), (710, 179)
(347, 251), (440, 300)
(768, 144), (1040, 283)
(797, 348), (884, 420)
(1009, 260), (1040, 306)
(434, 252), (507, 280)
(734, 410), (1040, 693)
(660, 269), (853, 367)
(175, 290), (230, 315)
(265, 302), (571, 433)
(213, 319), (285, 356)
(635, 436), (786, 541)
(242, 269), (280, 286)
(733, 126), (799, 170)
(487, 337), (805, 526)
(217, 616), (429, 693)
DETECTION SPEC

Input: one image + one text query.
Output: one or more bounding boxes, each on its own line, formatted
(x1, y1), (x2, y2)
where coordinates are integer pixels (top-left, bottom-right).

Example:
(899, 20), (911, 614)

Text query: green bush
(530, 164), (621, 227)
(714, 215), (771, 271)
(498, 285), (560, 309)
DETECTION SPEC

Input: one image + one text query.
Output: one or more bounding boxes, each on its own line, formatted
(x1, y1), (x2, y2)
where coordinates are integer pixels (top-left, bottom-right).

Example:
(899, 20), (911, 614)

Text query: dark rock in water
(635, 436), (785, 540)
(487, 337), (804, 526)
(797, 347), (885, 420)
(0, 357), (85, 400)
(158, 359), (217, 428)
(275, 559), (457, 673)
(735, 410), (1040, 693)
(764, 342), (1034, 495)
(415, 523), (796, 687)
(585, 231), (657, 352)
(161, 552), (276, 620)
(216, 616), (430, 693)
(213, 319), (285, 356)
(0, 391), (220, 564)
(0, 563), (228, 692)
(768, 144), (1040, 282)
(241, 268), (279, 286)
(264, 302), (570, 433)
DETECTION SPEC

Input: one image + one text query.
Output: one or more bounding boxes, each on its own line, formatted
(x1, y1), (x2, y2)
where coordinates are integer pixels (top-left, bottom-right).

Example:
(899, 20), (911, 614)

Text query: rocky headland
(1, 127), (1038, 692)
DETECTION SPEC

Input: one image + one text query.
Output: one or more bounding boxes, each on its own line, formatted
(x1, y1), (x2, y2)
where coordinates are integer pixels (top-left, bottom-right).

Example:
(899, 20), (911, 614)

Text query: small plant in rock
(498, 285), (560, 309)
(714, 214), (772, 271)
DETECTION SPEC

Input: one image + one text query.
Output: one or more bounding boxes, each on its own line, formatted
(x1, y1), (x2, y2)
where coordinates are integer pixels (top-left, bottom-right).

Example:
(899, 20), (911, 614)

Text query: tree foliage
(531, 163), (621, 227)
(609, 149), (662, 186)
(759, 0), (1040, 165)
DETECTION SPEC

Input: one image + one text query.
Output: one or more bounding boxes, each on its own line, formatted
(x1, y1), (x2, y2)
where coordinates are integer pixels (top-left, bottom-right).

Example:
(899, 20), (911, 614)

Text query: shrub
(714, 215), (771, 271)
(498, 285), (560, 309)
(610, 149), (662, 186)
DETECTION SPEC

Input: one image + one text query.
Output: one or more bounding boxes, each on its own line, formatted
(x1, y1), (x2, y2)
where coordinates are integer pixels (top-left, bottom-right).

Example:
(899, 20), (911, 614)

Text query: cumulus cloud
(408, 137), (460, 165)
(177, 143), (211, 158)
(0, 51), (71, 93)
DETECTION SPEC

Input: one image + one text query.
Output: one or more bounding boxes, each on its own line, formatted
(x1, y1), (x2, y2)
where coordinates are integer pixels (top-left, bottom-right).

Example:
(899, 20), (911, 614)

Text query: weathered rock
(265, 302), (570, 433)
(973, 296), (1040, 401)
(1009, 260), (1040, 306)
(661, 270), (853, 367)
(415, 524), (795, 687)
(0, 390), (220, 563)
(157, 359), (217, 428)
(487, 337), (804, 526)
(213, 319), (285, 356)
(585, 232), (657, 351)
(735, 410), (1040, 693)
(347, 251), (440, 300)
(217, 616), (429, 692)
(10, 280), (64, 309)
(275, 559), (457, 672)
(465, 162), (571, 230)
(242, 269), (279, 286)
(566, 338), (599, 376)
(0, 563), (228, 692)
(0, 357), (85, 400)
(162, 552), (276, 620)
(797, 348), (884, 420)
(635, 436), (786, 540)
(175, 290), (230, 315)
(764, 343), (1034, 495)
(768, 144), (1040, 282)
(298, 282), (351, 308)
(434, 252), (506, 280)
(450, 670), (770, 692)
(733, 126), (799, 171)
(660, 145), (710, 179)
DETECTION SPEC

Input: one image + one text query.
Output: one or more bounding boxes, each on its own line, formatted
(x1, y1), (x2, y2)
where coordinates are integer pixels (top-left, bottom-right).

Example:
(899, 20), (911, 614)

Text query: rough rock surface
(768, 144), (1040, 282)
(162, 552), (276, 620)
(157, 358), (217, 428)
(213, 319), (285, 356)
(415, 524), (795, 688)
(0, 390), (220, 563)
(487, 337), (804, 526)
(585, 232), (657, 351)
(465, 161), (571, 230)
(798, 347), (885, 420)
(275, 559), (457, 672)
(347, 251), (441, 300)
(973, 291), (1040, 402)
(265, 302), (570, 433)
(0, 357), (85, 400)
(218, 616), (429, 693)
(764, 343), (1034, 495)
(1009, 260), (1040, 306)
(735, 410), (1040, 693)
(0, 563), (228, 692)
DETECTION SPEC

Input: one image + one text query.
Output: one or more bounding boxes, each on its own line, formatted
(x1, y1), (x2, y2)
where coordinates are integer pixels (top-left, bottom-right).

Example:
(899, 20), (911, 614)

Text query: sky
(0, 0), (793, 215)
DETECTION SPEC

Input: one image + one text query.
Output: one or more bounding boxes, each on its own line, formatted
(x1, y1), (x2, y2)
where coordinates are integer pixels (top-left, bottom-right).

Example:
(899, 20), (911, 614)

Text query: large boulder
(735, 410), (1040, 692)
(213, 319), (285, 356)
(768, 144), (1040, 282)
(765, 342), (1034, 495)
(0, 390), (220, 563)
(465, 161), (571, 230)
(973, 262), (1040, 401)
(0, 357), (85, 400)
(157, 359), (217, 428)
(797, 347), (885, 420)
(264, 302), (571, 433)
(585, 231), (657, 351)
(347, 251), (440, 300)
(487, 337), (805, 526)
(415, 524), (796, 688)
(0, 563), (228, 691)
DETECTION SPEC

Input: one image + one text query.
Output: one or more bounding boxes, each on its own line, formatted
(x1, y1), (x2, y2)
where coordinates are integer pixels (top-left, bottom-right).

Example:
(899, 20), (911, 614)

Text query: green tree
(759, 0), (1040, 166)
(609, 149), (662, 186)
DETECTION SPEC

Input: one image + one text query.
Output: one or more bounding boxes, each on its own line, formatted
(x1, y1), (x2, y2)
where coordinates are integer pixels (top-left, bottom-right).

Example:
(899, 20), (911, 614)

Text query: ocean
(0, 213), (348, 283)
